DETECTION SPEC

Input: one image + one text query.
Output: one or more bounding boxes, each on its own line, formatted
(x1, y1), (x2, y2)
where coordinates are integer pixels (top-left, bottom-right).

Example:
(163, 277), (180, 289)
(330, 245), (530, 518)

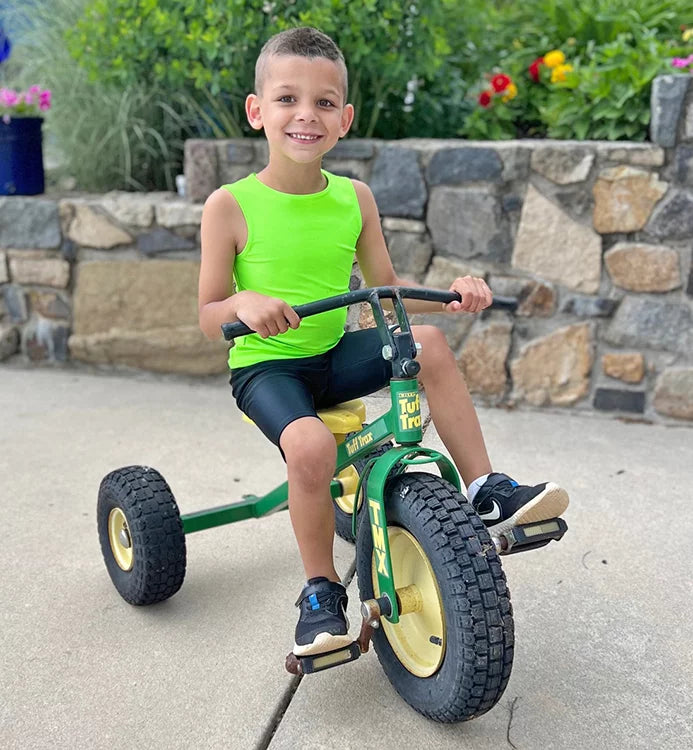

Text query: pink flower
(0, 88), (19, 107)
(0, 84), (52, 116)
(672, 55), (693, 68)
(39, 90), (51, 111)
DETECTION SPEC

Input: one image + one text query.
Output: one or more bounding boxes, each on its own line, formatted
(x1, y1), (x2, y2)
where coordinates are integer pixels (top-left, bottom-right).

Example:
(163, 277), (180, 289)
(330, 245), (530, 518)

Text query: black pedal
(298, 641), (361, 675)
(494, 517), (568, 555)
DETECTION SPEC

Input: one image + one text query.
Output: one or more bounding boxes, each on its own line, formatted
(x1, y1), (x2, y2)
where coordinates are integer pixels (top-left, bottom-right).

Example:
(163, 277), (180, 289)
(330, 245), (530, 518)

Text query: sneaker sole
(293, 632), (354, 657)
(486, 483), (569, 537)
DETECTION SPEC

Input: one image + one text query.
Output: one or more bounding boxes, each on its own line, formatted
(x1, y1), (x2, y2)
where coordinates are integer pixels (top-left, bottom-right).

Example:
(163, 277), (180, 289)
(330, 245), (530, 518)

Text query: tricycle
(97, 286), (567, 722)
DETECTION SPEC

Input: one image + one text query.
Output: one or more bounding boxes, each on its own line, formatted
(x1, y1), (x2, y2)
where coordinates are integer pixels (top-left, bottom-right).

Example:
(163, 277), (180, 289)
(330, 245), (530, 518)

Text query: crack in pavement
(506, 696), (521, 749)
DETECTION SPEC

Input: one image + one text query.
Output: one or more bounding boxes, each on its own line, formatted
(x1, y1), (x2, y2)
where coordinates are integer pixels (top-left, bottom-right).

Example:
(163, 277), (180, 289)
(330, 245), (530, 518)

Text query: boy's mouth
(286, 132), (322, 143)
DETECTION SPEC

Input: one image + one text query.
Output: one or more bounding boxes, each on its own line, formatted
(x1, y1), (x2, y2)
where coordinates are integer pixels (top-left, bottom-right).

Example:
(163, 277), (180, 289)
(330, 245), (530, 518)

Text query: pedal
(285, 641), (361, 675)
(492, 517), (568, 555)
(285, 608), (382, 676)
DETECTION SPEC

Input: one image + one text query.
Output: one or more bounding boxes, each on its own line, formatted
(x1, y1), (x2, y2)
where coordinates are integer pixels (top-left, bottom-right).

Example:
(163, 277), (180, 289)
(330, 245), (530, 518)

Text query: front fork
(355, 378), (461, 626)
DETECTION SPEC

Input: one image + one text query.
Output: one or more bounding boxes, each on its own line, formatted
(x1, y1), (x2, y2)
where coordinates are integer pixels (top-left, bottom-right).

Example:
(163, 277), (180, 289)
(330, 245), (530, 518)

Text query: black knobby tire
(97, 465), (186, 605)
(333, 435), (392, 543)
(356, 472), (514, 722)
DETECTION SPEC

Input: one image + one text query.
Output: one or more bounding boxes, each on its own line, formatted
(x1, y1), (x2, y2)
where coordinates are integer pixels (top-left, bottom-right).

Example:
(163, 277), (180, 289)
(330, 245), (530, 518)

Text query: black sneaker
(293, 577), (352, 657)
(472, 473), (569, 536)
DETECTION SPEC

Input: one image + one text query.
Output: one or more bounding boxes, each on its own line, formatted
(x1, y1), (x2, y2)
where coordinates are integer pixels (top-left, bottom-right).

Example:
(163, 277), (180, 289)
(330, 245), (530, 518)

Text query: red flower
(478, 90), (492, 108)
(491, 74), (511, 93)
(528, 57), (544, 83)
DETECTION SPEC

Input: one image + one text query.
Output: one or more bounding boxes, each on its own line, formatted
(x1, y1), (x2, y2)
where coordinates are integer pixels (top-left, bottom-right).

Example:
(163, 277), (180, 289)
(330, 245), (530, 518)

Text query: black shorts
(230, 328), (391, 447)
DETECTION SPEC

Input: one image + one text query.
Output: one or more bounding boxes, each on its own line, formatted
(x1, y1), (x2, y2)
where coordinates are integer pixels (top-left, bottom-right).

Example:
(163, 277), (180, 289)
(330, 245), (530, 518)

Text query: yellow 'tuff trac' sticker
(397, 391), (421, 430)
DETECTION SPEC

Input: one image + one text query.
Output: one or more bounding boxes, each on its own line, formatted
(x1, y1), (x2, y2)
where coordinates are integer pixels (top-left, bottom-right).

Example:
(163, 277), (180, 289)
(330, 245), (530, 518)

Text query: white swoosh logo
(477, 500), (502, 521)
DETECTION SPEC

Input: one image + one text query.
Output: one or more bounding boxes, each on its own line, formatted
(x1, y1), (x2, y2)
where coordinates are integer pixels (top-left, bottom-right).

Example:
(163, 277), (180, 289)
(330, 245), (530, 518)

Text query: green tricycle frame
(97, 285), (567, 723)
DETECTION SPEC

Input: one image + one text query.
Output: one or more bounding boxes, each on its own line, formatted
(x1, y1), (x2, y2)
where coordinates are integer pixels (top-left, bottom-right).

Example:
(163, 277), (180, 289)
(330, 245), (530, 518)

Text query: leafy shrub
(67, 0), (454, 139)
(540, 33), (666, 140)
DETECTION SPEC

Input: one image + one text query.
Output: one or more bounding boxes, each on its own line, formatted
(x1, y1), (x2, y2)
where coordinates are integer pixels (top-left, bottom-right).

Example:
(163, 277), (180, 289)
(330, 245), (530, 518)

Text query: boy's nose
(295, 106), (318, 122)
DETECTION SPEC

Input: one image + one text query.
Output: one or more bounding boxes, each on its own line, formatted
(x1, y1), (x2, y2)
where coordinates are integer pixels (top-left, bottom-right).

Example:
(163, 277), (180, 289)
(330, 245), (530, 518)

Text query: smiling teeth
(291, 134), (318, 140)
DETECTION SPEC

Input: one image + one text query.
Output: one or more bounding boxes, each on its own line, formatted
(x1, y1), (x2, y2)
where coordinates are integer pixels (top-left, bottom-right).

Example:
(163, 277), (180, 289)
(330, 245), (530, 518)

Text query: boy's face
(246, 55), (354, 165)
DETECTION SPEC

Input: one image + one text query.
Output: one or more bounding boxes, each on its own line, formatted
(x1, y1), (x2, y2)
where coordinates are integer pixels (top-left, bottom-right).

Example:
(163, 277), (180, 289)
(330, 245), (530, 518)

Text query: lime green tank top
(223, 171), (362, 369)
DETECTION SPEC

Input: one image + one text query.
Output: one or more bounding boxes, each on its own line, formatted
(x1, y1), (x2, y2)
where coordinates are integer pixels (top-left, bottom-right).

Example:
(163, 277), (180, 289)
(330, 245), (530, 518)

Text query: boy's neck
(256, 159), (327, 195)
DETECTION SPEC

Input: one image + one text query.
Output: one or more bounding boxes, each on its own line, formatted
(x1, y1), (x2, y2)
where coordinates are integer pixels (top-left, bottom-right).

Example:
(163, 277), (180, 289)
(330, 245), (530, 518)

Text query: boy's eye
(318, 99), (335, 108)
(278, 95), (295, 103)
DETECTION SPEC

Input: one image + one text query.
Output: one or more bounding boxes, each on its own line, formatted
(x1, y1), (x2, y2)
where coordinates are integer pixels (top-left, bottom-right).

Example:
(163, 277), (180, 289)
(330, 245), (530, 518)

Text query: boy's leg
(280, 417), (353, 656)
(412, 324), (569, 531)
(279, 416), (340, 583)
(231, 362), (352, 656)
(412, 325), (492, 484)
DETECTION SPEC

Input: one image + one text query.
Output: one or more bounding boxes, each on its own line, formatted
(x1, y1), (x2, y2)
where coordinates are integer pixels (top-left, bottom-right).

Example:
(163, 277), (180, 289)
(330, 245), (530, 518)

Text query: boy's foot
(471, 473), (569, 536)
(293, 577), (352, 657)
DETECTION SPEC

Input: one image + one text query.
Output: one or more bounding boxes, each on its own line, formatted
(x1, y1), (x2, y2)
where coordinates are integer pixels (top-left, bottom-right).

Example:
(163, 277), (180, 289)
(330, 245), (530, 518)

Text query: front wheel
(97, 465), (186, 605)
(356, 472), (514, 722)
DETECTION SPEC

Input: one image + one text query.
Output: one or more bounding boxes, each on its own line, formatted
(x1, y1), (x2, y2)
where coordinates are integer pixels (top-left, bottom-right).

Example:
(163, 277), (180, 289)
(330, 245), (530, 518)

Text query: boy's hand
(444, 276), (493, 314)
(233, 291), (301, 338)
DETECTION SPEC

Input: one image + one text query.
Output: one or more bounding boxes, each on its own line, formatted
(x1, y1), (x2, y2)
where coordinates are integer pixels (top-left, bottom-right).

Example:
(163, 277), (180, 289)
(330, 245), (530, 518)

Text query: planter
(0, 116), (45, 195)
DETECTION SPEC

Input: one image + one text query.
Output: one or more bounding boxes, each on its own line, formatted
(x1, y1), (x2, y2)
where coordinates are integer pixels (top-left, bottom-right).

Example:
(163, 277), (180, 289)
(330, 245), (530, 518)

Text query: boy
(198, 27), (569, 658)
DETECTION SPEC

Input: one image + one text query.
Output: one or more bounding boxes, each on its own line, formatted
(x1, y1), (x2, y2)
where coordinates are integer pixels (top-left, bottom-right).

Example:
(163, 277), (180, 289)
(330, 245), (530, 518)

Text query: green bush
(540, 33), (665, 140)
(67, 0), (453, 139)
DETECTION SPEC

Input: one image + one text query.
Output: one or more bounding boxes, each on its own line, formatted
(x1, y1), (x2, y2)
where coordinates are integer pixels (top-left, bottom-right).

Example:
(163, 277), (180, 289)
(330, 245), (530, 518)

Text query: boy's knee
(413, 325), (452, 360)
(412, 325), (456, 382)
(281, 417), (336, 484)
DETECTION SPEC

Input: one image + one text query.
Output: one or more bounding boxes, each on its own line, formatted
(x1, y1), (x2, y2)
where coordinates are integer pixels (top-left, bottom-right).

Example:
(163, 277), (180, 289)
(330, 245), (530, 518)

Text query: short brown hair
(255, 27), (348, 101)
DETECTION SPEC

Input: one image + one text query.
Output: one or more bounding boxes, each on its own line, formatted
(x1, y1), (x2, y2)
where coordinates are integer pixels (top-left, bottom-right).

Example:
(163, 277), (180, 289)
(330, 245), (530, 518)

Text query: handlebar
(221, 286), (518, 341)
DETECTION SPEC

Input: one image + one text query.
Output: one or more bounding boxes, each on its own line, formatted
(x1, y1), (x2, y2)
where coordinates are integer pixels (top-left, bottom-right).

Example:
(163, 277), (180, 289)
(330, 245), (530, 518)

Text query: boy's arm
(198, 189), (239, 340)
(352, 180), (492, 314)
(198, 189), (299, 340)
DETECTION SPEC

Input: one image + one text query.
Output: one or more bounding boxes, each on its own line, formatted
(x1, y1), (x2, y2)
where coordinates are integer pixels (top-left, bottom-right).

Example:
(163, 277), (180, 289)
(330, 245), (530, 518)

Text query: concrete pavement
(1, 366), (692, 749)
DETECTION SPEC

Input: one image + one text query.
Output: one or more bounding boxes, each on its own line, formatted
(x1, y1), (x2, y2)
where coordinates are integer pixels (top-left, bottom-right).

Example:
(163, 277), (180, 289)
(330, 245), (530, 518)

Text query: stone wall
(1, 75), (692, 423)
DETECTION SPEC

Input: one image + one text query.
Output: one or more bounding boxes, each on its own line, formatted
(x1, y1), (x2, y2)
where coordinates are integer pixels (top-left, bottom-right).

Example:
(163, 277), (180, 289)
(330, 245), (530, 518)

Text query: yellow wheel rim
(373, 527), (446, 677)
(108, 508), (133, 572)
(334, 465), (361, 515)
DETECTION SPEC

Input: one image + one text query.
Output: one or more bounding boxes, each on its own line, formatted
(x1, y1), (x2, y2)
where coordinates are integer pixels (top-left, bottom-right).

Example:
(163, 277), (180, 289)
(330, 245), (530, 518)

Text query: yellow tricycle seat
(242, 398), (366, 436)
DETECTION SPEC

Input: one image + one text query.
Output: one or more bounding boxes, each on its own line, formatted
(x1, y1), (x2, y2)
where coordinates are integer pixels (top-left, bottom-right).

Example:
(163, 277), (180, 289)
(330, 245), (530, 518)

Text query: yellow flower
(502, 82), (518, 102)
(683, 29), (693, 42)
(551, 63), (573, 83)
(544, 49), (566, 68)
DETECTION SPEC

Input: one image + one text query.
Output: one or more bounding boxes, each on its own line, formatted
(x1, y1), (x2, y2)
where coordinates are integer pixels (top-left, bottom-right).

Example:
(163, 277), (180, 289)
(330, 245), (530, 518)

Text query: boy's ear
(245, 93), (264, 131)
(339, 103), (355, 138)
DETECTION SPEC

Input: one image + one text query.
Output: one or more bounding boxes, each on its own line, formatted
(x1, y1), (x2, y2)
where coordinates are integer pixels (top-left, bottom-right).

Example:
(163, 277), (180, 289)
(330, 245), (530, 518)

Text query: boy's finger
(284, 305), (301, 328)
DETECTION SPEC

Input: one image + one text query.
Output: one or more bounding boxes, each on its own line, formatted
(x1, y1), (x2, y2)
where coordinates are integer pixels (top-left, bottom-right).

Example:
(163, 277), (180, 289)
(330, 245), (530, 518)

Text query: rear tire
(97, 465), (186, 605)
(356, 472), (514, 722)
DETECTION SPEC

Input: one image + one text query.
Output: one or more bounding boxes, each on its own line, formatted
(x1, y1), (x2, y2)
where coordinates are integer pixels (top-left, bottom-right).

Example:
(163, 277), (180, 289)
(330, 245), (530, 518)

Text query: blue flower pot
(0, 116), (45, 195)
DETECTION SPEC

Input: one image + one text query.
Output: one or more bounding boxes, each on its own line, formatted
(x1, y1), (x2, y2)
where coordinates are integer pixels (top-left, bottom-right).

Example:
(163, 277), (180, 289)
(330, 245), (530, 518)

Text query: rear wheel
(97, 465), (186, 605)
(333, 436), (392, 543)
(356, 472), (514, 722)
